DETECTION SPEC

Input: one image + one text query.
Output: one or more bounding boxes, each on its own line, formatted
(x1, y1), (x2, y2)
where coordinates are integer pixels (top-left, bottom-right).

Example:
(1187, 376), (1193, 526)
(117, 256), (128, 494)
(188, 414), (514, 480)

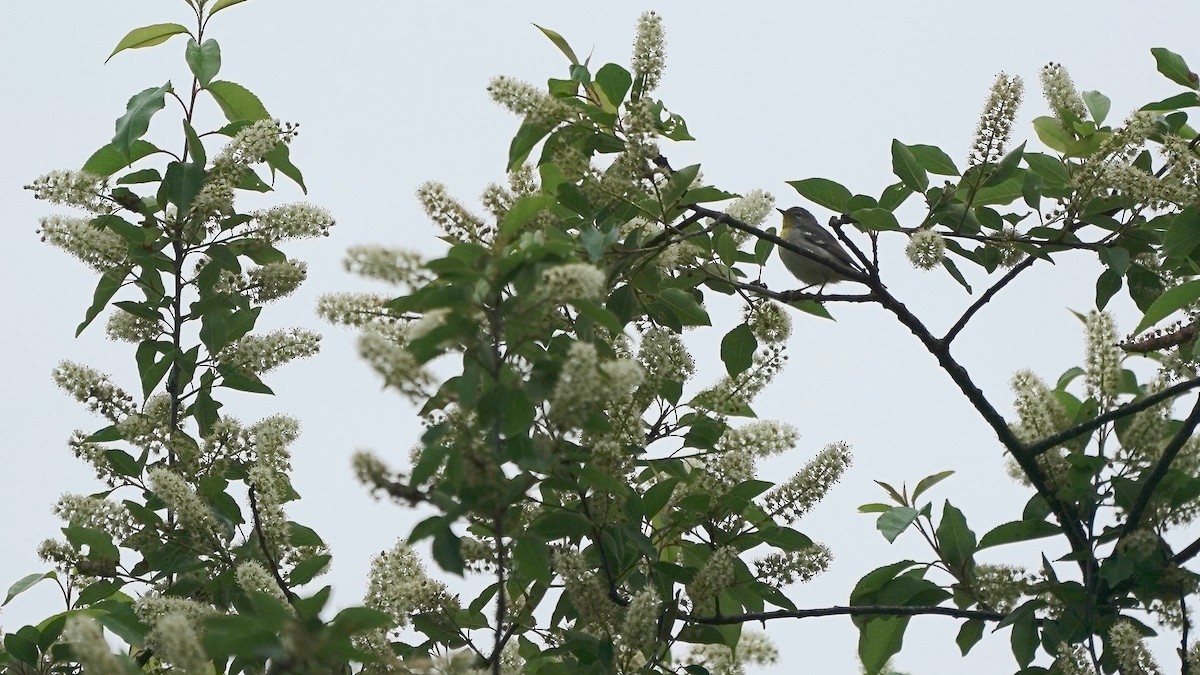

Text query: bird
(776, 206), (867, 291)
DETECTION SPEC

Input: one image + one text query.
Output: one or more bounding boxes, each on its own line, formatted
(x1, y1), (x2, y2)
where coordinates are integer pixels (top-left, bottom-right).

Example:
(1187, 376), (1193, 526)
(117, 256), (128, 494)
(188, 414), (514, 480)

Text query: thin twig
(1123, 395), (1200, 533)
(943, 256), (1038, 344)
(685, 604), (1010, 625)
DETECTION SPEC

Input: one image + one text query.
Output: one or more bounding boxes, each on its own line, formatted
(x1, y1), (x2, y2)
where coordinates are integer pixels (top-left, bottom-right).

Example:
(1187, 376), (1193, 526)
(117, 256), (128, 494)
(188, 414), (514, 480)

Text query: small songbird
(776, 206), (866, 290)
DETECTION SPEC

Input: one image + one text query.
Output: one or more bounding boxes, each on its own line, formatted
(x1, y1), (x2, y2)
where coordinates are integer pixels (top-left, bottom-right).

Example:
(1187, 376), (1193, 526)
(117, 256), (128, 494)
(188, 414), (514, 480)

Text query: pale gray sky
(4, 2), (1200, 673)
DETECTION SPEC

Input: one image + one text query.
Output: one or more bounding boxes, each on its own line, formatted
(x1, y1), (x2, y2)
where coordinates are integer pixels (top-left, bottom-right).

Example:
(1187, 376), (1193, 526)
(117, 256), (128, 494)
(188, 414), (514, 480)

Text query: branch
(1124, 394), (1200, 533)
(685, 604), (1010, 625)
(942, 256), (1038, 344)
(687, 205), (870, 284)
(247, 487), (299, 604)
(1026, 376), (1200, 458)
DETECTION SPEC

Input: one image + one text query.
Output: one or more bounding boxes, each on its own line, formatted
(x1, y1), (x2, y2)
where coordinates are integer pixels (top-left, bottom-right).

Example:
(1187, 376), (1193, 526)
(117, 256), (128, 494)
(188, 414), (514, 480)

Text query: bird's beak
(775, 207), (785, 215)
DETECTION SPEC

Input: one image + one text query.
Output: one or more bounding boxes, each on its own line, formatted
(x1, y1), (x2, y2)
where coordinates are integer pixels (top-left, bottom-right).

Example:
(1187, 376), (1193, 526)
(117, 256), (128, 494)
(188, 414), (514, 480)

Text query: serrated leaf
(719, 323), (757, 376)
(107, 23), (190, 62)
(185, 38), (221, 86)
(956, 619), (986, 655)
(935, 501), (976, 574)
(891, 140), (929, 192)
(909, 144), (960, 176)
(595, 63), (632, 109)
(1033, 116), (1075, 154)
(113, 84), (170, 158)
(1152, 47), (1200, 90)
(206, 80), (270, 123)
(1134, 278), (1200, 334)
(787, 178), (852, 212)
(657, 288), (711, 326)
(82, 140), (162, 177)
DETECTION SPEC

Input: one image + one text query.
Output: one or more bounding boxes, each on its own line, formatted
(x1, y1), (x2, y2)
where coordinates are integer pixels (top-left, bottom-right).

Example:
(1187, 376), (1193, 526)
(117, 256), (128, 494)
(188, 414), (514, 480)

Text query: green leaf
(1024, 153), (1069, 187)
(1134, 278), (1200, 334)
(911, 470), (954, 502)
(264, 142), (306, 193)
(77, 268), (127, 336)
(1009, 604), (1039, 667)
(209, 0), (250, 17)
(1032, 116), (1075, 154)
(82, 140), (161, 176)
(719, 323), (757, 376)
(508, 120), (554, 171)
(858, 616), (909, 675)
(1082, 90), (1111, 125)
(135, 341), (174, 398)
(657, 288), (711, 327)
(113, 84), (170, 158)
(1152, 47), (1200, 90)
(533, 23), (579, 64)
(787, 178), (852, 213)
(116, 168), (162, 185)
(956, 619), (986, 655)
(104, 449), (142, 477)
(288, 554), (332, 586)
(1142, 92), (1200, 111)
(891, 140), (929, 193)
(908, 144), (960, 176)
(501, 194), (556, 237)
(659, 164), (700, 211)
(185, 38), (221, 86)
(935, 501), (976, 574)
(205, 80), (270, 123)
(162, 161), (206, 213)
(1164, 206), (1200, 260)
(432, 527), (464, 575)
(4, 629), (39, 665)
(977, 519), (1060, 550)
(876, 506), (919, 543)
(331, 606), (392, 635)
(851, 207), (900, 231)
(106, 23), (190, 62)
(1096, 268), (1122, 309)
(3, 573), (54, 607)
(595, 63), (632, 109)
(879, 182), (913, 211)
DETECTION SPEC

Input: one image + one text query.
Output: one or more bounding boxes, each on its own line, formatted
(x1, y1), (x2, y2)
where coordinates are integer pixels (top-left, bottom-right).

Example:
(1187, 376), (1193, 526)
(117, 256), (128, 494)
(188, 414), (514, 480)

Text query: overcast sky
(5, 2), (1200, 673)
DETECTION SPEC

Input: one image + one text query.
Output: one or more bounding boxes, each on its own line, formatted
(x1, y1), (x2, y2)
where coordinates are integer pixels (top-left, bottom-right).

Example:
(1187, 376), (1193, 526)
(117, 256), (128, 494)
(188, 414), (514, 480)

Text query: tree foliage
(12, 2), (1200, 675)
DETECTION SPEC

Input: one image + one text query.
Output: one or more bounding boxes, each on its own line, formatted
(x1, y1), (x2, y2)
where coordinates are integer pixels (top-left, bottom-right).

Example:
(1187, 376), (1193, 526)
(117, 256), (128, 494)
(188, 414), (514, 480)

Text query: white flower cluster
(358, 329), (433, 400)
(1108, 620), (1163, 675)
(970, 72), (1023, 166)
(343, 245), (430, 287)
(539, 263), (607, 302)
(1083, 310), (1121, 406)
(1039, 63), (1089, 125)
(37, 215), (127, 272)
(247, 259), (308, 302)
(1009, 369), (1067, 444)
(637, 326), (695, 389)
(717, 420), (798, 458)
(105, 308), (161, 343)
(755, 544), (831, 587)
(364, 541), (457, 630)
(54, 494), (135, 541)
(416, 181), (490, 243)
(972, 563), (1033, 613)
(553, 548), (618, 629)
(316, 292), (396, 328)
(686, 546), (737, 615)
(236, 560), (289, 604)
(906, 228), (947, 270)
(25, 169), (111, 213)
(1053, 643), (1098, 675)
(219, 328), (321, 375)
(147, 466), (217, 533)
(134, 593), (217, 627)
(550, 341), (645, 428)
(686, 630), (778, 675)
(631, 11), (667, 94)
(214, 118), (295, 168)
(150, 612), (208, 673)
(487, 75), (568, 123)
(620, 588), (660, 656)
(725, 189), (775, 229)
(253, 202), (334, 242)
(52, 361), (137, 422)
(745, 301), (791, 344)
(62, 616), (123, 674)
(763, 442), (852, 525)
